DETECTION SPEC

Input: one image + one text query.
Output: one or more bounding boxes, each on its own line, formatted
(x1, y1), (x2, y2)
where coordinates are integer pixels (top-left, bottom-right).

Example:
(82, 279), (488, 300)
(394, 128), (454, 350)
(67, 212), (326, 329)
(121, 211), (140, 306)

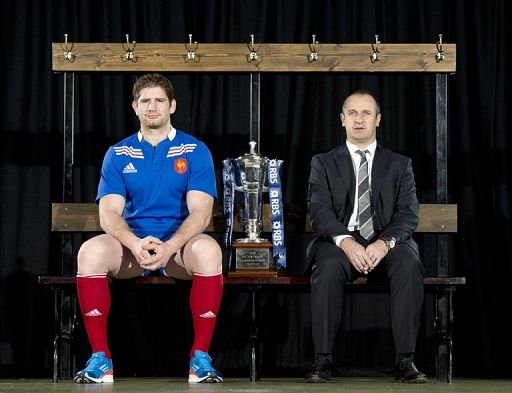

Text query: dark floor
(1, 378), (512, 393)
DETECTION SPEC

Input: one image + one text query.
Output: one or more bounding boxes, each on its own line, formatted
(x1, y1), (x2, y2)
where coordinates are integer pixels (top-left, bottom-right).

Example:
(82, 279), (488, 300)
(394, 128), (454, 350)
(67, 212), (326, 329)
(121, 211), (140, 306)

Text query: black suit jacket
(306, 144), (419, 264)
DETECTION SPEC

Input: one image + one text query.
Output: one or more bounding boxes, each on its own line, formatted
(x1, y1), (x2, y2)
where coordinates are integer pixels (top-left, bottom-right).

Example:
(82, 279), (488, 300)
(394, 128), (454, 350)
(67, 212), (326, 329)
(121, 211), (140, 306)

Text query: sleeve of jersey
(95, 147), (127, 203)
(187, 142), (217, 199)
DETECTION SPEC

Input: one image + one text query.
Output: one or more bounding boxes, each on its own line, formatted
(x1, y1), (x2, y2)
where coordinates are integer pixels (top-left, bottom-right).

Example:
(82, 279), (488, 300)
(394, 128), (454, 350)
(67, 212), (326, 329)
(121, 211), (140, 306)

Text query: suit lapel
(371, 145), (388, 199)
(333, 145), (355, 208)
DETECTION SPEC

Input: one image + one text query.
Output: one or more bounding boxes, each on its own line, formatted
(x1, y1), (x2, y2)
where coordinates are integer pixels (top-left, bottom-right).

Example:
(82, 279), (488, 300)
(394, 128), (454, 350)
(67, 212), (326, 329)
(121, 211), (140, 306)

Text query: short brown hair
(132, 73), (175, 102)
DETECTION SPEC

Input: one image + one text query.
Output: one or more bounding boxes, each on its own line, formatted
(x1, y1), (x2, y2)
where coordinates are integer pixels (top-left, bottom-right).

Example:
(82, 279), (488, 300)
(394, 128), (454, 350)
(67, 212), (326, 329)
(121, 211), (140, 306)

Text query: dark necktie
(356, 150), (374, 240)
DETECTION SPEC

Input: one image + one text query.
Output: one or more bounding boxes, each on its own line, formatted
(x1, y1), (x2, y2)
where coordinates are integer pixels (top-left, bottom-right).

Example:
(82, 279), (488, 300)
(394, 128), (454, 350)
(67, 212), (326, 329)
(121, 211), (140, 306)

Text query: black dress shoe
(305, 356), (331, 383)
(395, 356), (428, 383)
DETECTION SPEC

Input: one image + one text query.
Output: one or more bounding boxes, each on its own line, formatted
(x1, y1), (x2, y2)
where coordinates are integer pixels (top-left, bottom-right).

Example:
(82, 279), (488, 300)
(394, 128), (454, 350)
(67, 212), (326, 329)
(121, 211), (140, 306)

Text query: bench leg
(434, 286), (454, 383)
(249, 286), (260, 382)
(52, 330), (60, 383)
(51, 285), (77, 382)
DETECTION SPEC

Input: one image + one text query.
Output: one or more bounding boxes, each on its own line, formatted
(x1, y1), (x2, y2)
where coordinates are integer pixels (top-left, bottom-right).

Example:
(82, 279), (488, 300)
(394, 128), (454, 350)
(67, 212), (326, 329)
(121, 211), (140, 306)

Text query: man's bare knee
(186, 235), (222, 275)
(77, 235), (121, 275)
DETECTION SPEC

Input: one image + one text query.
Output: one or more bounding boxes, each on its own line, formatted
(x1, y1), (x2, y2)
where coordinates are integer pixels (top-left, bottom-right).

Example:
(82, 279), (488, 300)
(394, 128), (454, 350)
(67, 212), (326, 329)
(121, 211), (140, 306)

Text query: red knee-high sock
(189, 273), (223, 357)
(76, 274), (111, 358)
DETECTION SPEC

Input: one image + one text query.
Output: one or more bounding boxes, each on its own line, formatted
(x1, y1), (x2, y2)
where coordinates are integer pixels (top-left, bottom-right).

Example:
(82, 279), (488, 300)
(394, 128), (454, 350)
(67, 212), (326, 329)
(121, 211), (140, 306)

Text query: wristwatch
(381, 237), (396, 250)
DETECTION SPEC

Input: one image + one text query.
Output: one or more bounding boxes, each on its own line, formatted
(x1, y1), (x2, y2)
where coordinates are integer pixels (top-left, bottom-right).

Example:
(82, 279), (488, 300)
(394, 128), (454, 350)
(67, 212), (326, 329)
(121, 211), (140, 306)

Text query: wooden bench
(40, 202), (464, 383)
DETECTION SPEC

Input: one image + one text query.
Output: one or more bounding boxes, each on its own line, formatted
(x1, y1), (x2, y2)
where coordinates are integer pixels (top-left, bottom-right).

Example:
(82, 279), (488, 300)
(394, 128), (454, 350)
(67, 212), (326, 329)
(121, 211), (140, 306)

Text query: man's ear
(170, 99), (177, 115)
(376, 113), (381, 127)
(132, 101), (139, 116)
(340, 112), (345, 126)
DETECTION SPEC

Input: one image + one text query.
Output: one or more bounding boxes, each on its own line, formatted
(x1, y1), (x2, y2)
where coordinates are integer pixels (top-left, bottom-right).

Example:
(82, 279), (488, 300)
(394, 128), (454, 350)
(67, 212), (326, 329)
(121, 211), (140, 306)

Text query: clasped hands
(340, 237), (388, 274)
(132, 236), (177, 271)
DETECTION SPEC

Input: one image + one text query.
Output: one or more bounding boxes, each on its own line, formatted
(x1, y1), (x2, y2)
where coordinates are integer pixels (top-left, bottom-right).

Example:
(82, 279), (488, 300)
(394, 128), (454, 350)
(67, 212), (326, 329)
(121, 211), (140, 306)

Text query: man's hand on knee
(340, 238), (372, 274)
(365, 240), (388, 271)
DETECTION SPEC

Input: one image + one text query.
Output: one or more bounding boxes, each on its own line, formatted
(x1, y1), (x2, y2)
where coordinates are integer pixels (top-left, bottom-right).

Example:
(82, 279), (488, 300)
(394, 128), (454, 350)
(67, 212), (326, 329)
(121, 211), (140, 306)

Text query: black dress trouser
(310, 238), (425, 356)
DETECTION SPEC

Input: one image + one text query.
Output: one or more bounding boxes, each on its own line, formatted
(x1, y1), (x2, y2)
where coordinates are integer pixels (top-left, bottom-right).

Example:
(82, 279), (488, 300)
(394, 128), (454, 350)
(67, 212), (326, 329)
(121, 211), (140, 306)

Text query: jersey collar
(137, 127), (177, 142)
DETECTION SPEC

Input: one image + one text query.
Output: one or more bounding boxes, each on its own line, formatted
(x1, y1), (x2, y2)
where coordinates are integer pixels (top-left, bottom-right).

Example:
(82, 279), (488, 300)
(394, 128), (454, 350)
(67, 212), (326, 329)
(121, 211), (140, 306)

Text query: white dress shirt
(333, 140), (377, 246)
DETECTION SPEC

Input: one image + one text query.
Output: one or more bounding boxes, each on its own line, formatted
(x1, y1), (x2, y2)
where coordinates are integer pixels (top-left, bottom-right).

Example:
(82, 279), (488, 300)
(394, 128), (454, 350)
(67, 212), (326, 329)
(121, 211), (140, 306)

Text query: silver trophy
(233, 141), (269, 242)
(231, 141), (274, 273)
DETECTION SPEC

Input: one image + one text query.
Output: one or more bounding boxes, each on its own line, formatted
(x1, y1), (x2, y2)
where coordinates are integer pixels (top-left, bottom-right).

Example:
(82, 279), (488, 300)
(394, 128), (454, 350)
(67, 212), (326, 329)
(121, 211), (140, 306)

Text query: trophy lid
(237, 141), (268, 164)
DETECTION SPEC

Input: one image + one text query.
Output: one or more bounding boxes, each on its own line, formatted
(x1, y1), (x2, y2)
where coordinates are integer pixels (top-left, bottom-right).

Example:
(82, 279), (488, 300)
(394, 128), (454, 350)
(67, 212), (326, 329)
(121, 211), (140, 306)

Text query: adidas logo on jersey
(84, 309), (103, 317)
(122, 162), (137, 173)
(199, 311), (217, 319)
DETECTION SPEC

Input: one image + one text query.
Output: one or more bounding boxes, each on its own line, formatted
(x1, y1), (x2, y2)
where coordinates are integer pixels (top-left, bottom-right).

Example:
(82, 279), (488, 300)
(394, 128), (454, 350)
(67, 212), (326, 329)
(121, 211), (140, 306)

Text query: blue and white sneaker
(74, 352), (114, 383)
(188, 350), (223, 383)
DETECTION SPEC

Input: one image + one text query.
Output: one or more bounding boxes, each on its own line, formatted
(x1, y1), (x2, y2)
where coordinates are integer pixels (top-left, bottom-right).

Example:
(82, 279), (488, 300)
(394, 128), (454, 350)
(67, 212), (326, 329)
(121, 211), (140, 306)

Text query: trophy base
(234, 237), (269, 243)
(228, 269), (278, 277)
(230, 241), (276, 276)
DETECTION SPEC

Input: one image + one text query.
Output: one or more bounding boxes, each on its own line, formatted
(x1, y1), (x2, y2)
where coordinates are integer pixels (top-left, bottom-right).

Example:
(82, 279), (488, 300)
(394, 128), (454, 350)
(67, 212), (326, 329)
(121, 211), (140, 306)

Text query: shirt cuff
(333, 234), (354, 247)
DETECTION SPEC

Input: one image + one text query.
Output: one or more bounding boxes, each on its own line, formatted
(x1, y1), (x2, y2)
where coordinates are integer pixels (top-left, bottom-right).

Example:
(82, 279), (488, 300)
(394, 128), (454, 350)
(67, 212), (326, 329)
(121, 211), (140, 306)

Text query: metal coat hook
(247, 34), (259, 62)
(370, 35), (380, 63)
(308, 34), (319, 63)
(122, 34), (137, 62)
(185, 34), (199, 63)
(436, 34), (445, 63)
(62, 34), (75, 62)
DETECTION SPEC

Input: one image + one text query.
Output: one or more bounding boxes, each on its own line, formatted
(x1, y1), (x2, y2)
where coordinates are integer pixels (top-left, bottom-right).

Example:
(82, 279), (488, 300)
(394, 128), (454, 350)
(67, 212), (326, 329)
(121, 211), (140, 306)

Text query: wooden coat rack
(53, 36), (455, 72)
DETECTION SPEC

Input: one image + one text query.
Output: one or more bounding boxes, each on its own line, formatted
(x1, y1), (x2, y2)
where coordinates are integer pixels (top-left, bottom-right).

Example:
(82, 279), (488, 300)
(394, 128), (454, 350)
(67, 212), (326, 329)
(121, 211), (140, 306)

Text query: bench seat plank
(38, 275), (465, 286)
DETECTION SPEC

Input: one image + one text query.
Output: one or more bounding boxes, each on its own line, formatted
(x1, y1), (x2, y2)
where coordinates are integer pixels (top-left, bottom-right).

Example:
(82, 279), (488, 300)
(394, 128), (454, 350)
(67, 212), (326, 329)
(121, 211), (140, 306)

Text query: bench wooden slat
(303, 203), (457, 233)
(52, 203), (101, 232)
(417, 204), (457, 232)
(52, 202), (457, 234)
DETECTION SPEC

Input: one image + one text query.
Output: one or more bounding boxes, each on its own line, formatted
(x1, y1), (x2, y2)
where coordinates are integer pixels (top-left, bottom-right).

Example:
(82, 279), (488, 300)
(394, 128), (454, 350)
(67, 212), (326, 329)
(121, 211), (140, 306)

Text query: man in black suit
(305, 90), (427, 384)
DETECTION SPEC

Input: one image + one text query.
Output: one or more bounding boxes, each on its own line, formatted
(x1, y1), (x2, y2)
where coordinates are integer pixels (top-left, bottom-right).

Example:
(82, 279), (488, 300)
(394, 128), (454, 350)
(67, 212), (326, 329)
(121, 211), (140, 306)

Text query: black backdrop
(0, 0), (511, 379)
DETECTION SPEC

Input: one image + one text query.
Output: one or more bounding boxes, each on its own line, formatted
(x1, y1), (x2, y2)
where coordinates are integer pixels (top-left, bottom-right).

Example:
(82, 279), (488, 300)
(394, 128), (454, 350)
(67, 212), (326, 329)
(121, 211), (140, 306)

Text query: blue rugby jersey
(96, 129), (217, 241)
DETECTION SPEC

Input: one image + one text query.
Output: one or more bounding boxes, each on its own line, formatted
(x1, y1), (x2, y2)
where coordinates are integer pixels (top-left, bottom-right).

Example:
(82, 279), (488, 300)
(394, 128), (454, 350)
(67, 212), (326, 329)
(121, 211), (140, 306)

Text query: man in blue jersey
(74, 74), (223, 384)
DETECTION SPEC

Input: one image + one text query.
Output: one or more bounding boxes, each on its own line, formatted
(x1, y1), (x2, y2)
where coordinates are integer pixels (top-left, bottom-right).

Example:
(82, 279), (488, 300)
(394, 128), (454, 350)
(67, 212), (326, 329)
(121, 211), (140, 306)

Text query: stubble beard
(142, 115), (168, 131)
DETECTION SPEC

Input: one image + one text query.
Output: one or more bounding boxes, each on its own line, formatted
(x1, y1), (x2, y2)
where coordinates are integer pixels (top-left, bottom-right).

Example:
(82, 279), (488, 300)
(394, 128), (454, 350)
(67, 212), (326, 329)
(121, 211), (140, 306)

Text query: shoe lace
(313, 356), (330, 370)
(86, 354), (105, 369)
(398, 355), (414, 370)
(194, 352), (215, 372)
